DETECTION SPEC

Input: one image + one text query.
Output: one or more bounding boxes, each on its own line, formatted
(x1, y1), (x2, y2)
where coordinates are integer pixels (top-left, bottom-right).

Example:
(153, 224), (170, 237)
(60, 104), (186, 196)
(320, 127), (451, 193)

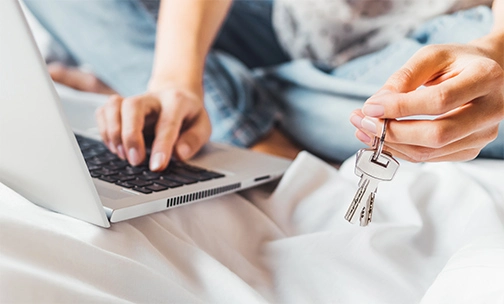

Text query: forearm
(149, 0), (232, 92)
(492, 0), (504, 31)
(470, 0), (504, 67)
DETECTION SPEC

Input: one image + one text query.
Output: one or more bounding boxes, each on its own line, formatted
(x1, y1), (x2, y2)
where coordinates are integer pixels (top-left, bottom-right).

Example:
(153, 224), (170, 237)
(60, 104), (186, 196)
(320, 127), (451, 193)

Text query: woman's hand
(95, 85), (211, 171)
(350, 42), (504, 162)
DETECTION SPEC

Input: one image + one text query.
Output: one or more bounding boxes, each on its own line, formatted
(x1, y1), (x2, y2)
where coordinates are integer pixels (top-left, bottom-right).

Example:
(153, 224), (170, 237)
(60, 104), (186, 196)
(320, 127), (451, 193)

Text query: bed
(2, 9), (504, 304)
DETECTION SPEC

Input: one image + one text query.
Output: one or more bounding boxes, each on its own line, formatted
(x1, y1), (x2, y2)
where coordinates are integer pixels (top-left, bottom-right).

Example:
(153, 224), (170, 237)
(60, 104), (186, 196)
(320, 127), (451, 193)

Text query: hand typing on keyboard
(95, 87), (212, 172)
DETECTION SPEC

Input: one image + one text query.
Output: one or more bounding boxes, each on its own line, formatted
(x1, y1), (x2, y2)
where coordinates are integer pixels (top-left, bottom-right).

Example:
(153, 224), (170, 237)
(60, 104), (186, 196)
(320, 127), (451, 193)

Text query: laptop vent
(166, 183), (241, 208)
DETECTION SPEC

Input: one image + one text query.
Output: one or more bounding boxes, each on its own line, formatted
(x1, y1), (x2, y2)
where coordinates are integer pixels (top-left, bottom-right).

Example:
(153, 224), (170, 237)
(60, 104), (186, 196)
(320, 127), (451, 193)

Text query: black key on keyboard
(111, 174), (136, 182)
(139, 172), (161, 181)
(98, 175), (117, 183)
(146, 184), (168, 192)
(90, 171), (101, 178)
(124, 166), (144, 175)
(96, 153), (118, 162)
(109, 160), (129, 168)
(153, 179), (183, 188)
(133, 186), (152, 194)
(93, 169), (118, 176)
(116, 181), (134, 188)
(87, 165), (101, 171)
(83, 150), (102, 160)
(129, 179), (153, 187)
(87, 158), (110, 166)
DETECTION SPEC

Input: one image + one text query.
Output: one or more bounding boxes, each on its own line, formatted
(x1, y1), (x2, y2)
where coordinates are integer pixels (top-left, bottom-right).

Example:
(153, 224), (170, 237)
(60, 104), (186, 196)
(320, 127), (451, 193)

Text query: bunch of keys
(344, 119), (399, 227)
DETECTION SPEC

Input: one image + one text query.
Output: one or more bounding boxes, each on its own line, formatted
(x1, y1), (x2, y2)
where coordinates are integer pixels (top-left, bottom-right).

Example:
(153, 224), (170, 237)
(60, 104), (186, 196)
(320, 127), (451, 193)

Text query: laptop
(0, 0), (292, 228)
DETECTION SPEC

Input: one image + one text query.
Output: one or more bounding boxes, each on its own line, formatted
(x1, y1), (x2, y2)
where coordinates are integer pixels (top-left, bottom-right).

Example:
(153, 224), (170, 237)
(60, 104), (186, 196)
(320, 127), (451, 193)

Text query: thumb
(383, 46), (447, 93)
(175, 113), (212, 161)
(363, 46), (448, 117)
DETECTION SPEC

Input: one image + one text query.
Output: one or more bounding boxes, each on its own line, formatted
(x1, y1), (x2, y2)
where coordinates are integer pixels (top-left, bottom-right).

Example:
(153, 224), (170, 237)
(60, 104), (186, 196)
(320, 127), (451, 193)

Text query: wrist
(148, 68), (204, 98)
(149, 49), (205, 92)
(470, 31), (504, 68)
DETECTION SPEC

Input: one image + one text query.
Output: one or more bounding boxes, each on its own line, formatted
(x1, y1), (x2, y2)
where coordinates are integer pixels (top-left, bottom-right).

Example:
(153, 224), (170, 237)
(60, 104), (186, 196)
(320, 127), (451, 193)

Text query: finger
(381, 144), (482, 163)
(95, 106), (109, 147)
(48, 63), (116, 94)
(103, 95), (123, 156)
(355, 129), (373, 145)
(121, 96), (159, 166)
(356, 124), (498, 162)
(48, 63), (84, 89)
(360, 45), (454, 119)
(149, 91), (203, 171)
(175, 111), (212, 161)
(382, 126), (498, 162)
(363, 53), (503, 118)
(379, 45), (454, 93)
(149, 96), (190, 172)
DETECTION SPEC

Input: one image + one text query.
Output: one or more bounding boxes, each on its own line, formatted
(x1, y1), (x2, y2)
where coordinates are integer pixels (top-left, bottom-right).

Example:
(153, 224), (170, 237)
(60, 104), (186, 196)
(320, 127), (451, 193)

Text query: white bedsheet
(1, 149), (504, 303)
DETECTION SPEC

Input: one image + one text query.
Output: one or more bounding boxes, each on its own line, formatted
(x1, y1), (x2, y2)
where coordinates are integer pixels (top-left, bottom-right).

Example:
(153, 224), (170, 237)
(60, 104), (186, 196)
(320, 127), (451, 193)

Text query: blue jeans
(25, 1), (503, 162)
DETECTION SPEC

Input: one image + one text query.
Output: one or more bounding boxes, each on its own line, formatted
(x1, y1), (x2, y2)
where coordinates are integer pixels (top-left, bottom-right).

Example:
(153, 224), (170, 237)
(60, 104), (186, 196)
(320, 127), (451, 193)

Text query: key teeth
(368, 193), (375, 223)
(359, 207), (366, 222)
(359, 207), (368, 227)
(344, 183), (367, 223)
(359, 191), (375, 227)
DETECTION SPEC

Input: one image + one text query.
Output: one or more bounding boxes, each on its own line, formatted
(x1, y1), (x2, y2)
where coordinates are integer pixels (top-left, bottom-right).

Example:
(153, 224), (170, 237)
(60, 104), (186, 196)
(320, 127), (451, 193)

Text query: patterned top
(273, 0), (492, 66)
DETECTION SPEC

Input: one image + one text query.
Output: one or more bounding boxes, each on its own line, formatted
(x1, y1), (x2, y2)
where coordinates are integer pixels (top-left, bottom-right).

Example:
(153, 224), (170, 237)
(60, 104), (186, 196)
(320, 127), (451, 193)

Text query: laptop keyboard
(75, 135), (225, 194)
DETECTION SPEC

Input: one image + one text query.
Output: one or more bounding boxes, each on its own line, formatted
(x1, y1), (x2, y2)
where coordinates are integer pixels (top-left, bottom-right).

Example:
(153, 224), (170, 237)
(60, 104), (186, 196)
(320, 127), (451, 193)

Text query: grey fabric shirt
(272, 0), (493, 66)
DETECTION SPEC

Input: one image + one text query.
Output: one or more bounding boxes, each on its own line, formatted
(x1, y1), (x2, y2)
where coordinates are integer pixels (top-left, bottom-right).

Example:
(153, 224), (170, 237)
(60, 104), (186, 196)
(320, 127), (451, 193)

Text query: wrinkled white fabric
(1, 150), (504, 303)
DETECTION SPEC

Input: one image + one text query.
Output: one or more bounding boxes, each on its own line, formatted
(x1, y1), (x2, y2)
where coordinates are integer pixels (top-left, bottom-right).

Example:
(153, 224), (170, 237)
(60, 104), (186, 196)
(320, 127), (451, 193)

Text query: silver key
(345, 149), (396, 225)
(345, 120), (399, 226)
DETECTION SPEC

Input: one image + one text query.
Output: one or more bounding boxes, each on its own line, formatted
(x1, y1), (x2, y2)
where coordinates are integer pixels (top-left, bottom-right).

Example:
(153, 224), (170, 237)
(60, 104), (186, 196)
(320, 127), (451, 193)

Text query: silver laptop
(0, 0), (292, 228)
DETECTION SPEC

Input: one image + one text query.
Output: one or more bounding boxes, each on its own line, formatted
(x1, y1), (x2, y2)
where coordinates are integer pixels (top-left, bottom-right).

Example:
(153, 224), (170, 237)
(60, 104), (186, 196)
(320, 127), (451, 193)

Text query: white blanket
(2, 149), (504, 303)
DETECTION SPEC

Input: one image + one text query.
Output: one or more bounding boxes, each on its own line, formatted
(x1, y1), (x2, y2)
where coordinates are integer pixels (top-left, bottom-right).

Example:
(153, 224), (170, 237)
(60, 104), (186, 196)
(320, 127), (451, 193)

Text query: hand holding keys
(345, 120), (399, 227)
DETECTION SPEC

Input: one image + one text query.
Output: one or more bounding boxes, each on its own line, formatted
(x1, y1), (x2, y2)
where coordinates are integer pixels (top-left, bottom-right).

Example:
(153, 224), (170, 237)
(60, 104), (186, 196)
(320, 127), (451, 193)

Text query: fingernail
(361, 117), (377, 134)
(150, 152), (165, 171)
(128, 148), (141, 166)
(350, 114), (363, 128)
(356, 130), (372, 144)
(177, 143), (191, 160)
(108, 141), (117, 153)
(362, 104), (385, 117)
(117, 144), (126, 160)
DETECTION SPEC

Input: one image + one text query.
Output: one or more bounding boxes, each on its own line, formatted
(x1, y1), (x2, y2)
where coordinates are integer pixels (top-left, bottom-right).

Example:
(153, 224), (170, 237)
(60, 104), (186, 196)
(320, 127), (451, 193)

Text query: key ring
(372, 119), (388, 161)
